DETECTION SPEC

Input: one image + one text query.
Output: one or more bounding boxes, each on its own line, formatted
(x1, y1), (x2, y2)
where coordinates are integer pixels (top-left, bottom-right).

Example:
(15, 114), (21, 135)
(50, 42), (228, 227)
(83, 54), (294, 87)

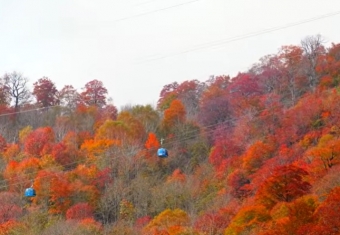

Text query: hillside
(0, 35), (340, 234)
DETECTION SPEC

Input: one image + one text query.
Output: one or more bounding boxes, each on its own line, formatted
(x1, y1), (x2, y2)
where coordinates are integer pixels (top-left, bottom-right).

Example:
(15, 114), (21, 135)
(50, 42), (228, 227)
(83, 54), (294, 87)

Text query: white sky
(1, 0), (340, 109)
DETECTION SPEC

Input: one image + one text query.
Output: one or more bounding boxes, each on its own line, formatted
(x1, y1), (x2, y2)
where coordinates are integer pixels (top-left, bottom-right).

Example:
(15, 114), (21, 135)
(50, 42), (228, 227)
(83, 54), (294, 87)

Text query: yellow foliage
(19, 125), (32, 144)
(39, 154), (63, 171)
(144, 209), (189, 235)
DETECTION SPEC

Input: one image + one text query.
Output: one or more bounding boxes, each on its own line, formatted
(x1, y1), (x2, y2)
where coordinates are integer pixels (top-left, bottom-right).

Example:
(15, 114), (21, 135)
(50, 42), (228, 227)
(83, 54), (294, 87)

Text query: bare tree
(3, 71), (31, 109)
(301, 35), (325, 90)
(0, 76), (10, 105)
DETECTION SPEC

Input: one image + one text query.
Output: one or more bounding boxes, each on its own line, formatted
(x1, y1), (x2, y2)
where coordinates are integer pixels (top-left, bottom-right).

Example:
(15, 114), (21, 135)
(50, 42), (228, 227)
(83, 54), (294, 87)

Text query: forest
(0, 34), (339, 234)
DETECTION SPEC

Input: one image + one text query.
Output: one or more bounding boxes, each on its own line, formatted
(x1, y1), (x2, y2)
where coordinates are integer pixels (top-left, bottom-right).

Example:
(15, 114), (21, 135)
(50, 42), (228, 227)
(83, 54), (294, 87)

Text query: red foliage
(194, 212), (230, 234)
(312, 186), (340, 233)
(135, 216), (152, 229)
(51, 142), (79, 169)
(66, 202), (94, 220)
(209, 137), (242, 168)
(80, 79), (108, 107)
(227, 169), (251, 199)
(24, 127), (55, 157)
(0, 192), (23, 223)
(33, 77), (58, 107)
(91, 168), (112, 191)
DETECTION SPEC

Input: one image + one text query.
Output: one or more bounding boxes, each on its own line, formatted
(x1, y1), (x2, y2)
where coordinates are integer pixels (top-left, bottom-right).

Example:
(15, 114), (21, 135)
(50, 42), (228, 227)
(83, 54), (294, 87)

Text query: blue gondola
(157, 147), (168, 158)
(24, 187), (36, 197)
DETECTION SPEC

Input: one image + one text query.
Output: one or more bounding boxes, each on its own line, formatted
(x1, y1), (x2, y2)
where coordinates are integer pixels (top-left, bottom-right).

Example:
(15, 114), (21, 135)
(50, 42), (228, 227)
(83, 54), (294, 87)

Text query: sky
(1, 0), (340, 109)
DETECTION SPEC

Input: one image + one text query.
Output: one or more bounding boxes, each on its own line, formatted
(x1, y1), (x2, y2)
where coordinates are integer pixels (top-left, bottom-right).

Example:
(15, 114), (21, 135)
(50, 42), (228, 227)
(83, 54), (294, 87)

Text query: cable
(0, 51), (312, 119)
(137, 10), (340, 63)
(134, 0), (168, 7)
(0, 105), (65, 118)
(0, 102), (285, 191)
(114, 0), (200, 22)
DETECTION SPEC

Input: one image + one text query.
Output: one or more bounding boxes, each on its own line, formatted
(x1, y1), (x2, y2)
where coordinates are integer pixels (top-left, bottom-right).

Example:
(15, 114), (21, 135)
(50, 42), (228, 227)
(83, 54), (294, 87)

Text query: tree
(66, 203), (94, 220)
(24, 127), (55, 157)
(175, 80), (204, 119)
(48, 173), (72, 215)
(225, 205), (271, 235)
(301, 35), (325, 90)
(33, 77), (58, 107)
(0, 76), (10, 105)
(57, 85), (79, 109)
(199, 75), (233, 127)
(51, 142), (77, 169)
(194, 212), (230, 235)
(0, 134), (6, 153)
(242, 141), (274, 174)
(227, 169), (251, 199)
(256, 164), (311, 209)
(3, 71), (31, 109)
(278, 45), (306, 105)
(162, 99), (186, 131)
(80, 80), (107, 107)
(144, 209), (189, 235)
(157, 82), (179, 111)
(129, 105), (160, 133)
(311, 186), (340, 234)
(143, 132), (160, 160)
(0, 192), (23, 223)
(259, 195), (318, 235)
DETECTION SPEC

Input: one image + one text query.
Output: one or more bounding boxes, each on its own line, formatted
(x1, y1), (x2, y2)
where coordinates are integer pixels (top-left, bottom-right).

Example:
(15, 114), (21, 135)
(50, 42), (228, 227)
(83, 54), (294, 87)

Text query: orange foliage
(67, 165), (100, 206)
(312, 186), (340, 233)
(78, 218), (103, 233)
(0, 220), (22, 235)
(166, 169), (186, 183)
(49, 173), (72, 215)
(242, 141), (274, 174)
(162, 99), (186, 130)
(145, 132), (160, 150)
(2, 144), (20, 162)
(3, 158), (40, 192)
(80, 138), (118, 162)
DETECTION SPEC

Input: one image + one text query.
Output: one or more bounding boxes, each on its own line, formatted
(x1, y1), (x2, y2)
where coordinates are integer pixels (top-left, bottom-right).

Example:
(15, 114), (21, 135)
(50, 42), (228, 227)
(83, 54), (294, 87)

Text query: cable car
(24, 187), (36, 197)
(157, 147), (168, 158)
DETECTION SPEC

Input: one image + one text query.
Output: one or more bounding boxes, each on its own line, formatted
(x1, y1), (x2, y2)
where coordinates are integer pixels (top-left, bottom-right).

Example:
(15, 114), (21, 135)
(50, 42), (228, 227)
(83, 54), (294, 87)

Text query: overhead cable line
(0, 105), (64, 118)
(0, 51), (315, 118)
(137, 10), (340, 63)
(114, 0), (200, 22)
(0, 102), (285, 191)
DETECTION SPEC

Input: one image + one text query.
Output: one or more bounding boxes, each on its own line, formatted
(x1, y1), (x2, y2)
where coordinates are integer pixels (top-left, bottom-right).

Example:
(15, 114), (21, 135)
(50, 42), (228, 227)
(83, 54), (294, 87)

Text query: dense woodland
(0, 35), (340, 234)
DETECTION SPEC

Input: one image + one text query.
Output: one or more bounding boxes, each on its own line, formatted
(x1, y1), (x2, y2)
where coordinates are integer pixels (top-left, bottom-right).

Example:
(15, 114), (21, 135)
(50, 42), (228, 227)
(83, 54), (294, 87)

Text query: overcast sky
(1, 0), (340, 108)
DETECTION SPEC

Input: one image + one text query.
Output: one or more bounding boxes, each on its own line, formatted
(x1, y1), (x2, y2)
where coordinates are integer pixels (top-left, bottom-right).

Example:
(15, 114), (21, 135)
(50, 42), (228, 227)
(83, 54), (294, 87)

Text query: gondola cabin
(25, 187), (36, 197)
(157, 148), (168, 158)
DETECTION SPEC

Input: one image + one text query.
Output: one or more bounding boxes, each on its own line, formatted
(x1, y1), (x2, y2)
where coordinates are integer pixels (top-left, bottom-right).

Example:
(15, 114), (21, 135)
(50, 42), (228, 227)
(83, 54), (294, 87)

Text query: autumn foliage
(0, 37), (340, 234)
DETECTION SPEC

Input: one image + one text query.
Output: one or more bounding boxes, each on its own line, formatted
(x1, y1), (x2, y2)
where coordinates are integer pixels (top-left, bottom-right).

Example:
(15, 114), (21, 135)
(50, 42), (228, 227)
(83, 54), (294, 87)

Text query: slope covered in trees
(0, 35), (340, 234)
